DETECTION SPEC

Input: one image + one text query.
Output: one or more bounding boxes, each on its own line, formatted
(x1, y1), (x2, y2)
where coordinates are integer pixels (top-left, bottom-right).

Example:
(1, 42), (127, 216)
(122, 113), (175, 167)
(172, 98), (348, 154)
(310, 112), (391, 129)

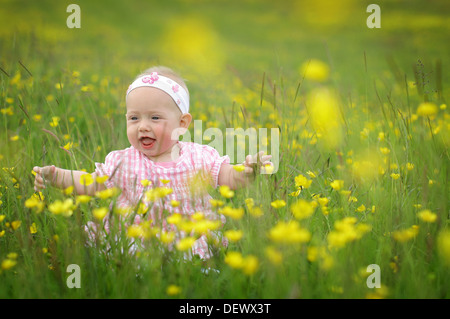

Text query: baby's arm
(33, 165), (106, 196)
(218, 151), (272, 190)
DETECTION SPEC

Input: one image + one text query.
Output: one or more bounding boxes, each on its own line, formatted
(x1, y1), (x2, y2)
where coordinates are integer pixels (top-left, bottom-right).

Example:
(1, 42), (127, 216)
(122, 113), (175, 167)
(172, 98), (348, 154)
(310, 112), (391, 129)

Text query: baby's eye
(129, 116), (138, 121)
(151, 116), (160, 120)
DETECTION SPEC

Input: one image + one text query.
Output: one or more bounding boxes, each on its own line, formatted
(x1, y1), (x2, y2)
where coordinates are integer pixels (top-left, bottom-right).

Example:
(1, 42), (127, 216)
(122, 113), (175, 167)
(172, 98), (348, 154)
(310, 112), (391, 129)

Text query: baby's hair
(137, 66), (189, 97)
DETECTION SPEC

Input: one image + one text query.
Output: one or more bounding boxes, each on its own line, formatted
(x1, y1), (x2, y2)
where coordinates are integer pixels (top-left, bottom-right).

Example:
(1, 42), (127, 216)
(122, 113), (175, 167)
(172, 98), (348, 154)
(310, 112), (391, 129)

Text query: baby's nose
(139, 120), (152, 132)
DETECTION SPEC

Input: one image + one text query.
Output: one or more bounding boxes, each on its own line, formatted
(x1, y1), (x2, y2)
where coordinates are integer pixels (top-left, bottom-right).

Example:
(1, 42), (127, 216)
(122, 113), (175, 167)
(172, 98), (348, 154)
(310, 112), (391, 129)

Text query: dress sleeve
(198, 144), (230, 188)
(94, 151), (123, 190)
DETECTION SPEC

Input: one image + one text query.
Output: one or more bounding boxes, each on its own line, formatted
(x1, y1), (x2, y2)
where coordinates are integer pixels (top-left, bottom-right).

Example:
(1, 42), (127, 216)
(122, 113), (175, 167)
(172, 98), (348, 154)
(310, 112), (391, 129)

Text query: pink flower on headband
(142, 72), (159, 84)
(172, 84), (179, 93)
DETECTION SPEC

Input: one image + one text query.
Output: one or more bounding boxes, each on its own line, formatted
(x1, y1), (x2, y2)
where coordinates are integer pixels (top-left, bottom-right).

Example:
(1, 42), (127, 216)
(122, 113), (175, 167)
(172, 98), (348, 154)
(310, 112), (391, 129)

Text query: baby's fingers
(261, 155), (272, 162)
(245, 154), (253, 165)
(33, 166), (53, 191)
(34, 176), (46, 191)
(41, 165), (56, 178)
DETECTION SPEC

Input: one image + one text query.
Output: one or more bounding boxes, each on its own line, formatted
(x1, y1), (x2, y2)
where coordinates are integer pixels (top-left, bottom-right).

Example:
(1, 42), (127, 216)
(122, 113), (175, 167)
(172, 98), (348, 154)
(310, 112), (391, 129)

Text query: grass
(0, 0), (449, 298)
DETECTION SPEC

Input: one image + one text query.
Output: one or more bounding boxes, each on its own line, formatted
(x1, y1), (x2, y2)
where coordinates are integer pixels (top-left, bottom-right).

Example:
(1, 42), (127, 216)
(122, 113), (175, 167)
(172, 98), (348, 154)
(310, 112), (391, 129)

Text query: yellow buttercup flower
(144, 187), (173, 202)
(224, 229), (243, 242)
(166, 284), (182, 296)
(210, 199), (224, 207)
(348, 196), (358, 203)
(245, 198), (254, 210)
(95, 187), (119, 199)
(417, 209), (437, 223)
(219, 206), (244, 220)
(356, 205), (366, 213)
(1, 259), (17, 270)
(167, 213), (183, 225)
(306, 170), (317, 178)
(191, 212), (204, 221)
(49, 116), (60, 127)
(327, 218), (371, 249)
(290, 199), (315, 220)
(11, 220), (22, 230)
(219, 185), (234, 198)
(249, 206), (263, 218)
(192, 219), (221, 234)
(224, 251), (244, 269)
(268, 221), (311, 244)
(417, 102), (438, 118)
(48, 199), (75, 217)
(136, 203), (149, 215)
(115, 206), (132, 217)
(24, 194), (45, 213)
(392, 225), (419, 242)
(159, 231), (176, 244)
(63, 142), (73, 151)
(76, 195), (92, 204)
(79, 174), (94, 186)
(93, 207), (108, 220)
(140, 179), (152, 187)
(29, 222), (38, 234)
(315, 196), (329, 207)
(170, 200), (180, 207)
(289, 188), (302, 197)
(96, 175), (109, 184)
(81, 85), (93, 92)
(379, 147), (390, 155)
(242, 255), (259, 275)
(64, 185), (74, 195)
(295, 174), (312, 189)
(263, 163), (274, 174)
(127, 225), (144, 238)
(176, 237), (196, 251)
(6, 252), (18, 259)
(330, 179), (344, 191)
(157, 187), (173, 198)
(270, 199), (286, 209)
(300, 59), (330, 82)
(1, 107), (13, 115)
(306, 88), (343, 150)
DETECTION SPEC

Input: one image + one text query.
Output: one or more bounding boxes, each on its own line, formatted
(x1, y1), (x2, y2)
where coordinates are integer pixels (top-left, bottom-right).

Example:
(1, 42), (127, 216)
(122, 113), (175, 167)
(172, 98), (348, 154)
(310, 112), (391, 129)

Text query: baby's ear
(179, 113), (192, 129)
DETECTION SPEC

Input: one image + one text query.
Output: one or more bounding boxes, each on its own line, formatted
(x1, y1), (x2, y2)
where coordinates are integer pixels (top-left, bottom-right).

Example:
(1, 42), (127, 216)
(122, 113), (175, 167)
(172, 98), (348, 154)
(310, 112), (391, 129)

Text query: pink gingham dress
(92, 141), (230, 259)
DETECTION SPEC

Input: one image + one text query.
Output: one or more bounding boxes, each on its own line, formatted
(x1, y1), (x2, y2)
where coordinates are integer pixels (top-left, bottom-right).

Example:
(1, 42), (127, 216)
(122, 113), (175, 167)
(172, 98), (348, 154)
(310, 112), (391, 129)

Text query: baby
(33, 66), (272, 259)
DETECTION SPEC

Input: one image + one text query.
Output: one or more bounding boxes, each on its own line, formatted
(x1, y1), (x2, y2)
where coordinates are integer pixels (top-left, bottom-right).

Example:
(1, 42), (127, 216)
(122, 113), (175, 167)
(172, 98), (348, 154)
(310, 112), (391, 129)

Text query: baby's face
(126, 87), (184, 162)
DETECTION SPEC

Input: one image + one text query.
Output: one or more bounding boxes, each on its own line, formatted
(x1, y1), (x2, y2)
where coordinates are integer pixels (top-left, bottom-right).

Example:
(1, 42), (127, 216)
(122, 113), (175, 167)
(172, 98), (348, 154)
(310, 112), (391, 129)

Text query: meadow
(0, 0), (449, 299)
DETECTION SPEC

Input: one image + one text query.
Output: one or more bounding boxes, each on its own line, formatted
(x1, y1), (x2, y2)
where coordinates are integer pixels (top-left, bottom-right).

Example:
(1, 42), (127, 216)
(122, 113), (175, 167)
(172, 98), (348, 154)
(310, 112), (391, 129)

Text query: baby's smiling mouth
(140, 137), (156, 148)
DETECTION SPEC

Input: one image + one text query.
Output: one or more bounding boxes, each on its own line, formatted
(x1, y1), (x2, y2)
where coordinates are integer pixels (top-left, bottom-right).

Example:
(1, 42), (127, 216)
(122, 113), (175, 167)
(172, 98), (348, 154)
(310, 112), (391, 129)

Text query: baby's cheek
(126, 130), (138, 146)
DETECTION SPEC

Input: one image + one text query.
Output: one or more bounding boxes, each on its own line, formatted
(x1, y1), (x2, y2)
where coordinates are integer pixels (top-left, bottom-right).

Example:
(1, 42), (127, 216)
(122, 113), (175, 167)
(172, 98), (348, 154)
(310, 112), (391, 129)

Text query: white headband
(126, 72), (189, 114)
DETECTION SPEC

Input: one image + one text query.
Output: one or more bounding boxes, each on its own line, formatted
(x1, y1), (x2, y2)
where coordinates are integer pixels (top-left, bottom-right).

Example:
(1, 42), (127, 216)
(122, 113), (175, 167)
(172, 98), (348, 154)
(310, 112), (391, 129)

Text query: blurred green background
(1, 0), (449, 86)
(1, 0), (448, 168)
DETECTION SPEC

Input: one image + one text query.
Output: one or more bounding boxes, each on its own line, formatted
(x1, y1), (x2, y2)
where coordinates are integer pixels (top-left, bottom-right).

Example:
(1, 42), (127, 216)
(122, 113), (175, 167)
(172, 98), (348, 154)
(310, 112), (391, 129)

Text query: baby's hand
(33, 165), (56, 191)
(243, 151), (273, 175)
